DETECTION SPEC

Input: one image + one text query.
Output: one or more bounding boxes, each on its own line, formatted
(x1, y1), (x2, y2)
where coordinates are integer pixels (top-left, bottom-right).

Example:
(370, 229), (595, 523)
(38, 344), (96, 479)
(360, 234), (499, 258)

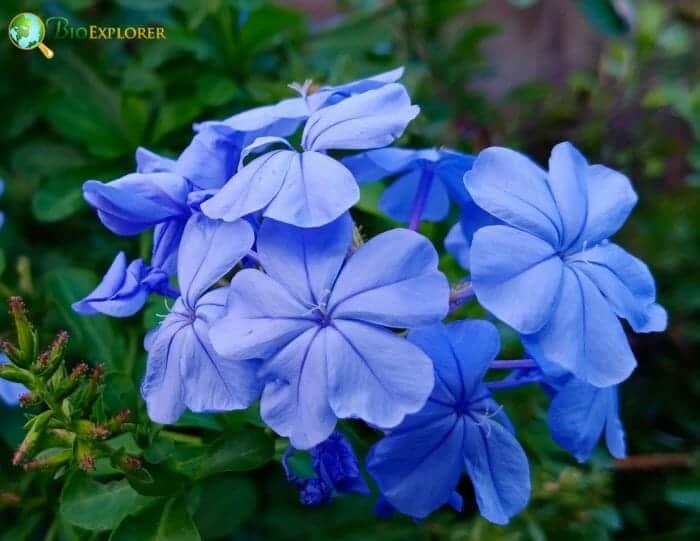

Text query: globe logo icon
(8, 12), (54, 59)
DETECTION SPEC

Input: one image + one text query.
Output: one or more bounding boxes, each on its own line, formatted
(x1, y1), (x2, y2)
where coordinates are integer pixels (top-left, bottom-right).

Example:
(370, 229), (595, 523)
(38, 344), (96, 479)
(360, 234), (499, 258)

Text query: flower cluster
(71, 68), (666, 524)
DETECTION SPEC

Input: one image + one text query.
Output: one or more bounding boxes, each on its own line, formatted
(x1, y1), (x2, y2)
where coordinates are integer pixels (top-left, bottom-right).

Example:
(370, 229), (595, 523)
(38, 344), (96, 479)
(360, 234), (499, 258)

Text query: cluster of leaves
(0, 0), (698, 539)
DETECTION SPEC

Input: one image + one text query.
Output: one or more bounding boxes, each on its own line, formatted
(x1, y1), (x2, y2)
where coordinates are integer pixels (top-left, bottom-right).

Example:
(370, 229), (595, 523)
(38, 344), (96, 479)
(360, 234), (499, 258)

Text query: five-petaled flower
(201, 83), (419, 228)
(464, 142), (667, 387)
(141, 214), (261, 424)
(367, 320), (531, 524)
(209, 213), (449, 449)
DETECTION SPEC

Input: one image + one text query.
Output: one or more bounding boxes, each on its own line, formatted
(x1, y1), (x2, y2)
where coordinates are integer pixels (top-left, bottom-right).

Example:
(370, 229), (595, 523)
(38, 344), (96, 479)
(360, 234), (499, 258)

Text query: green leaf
(152, 98), (205, 142)
(110, 496), (200, 541)
(239, 5), (306, 54)
(31, 179), (85, 223)
(42, 268), (128, 370)
(194, 476), (256, 538)
(185, 430), (274, 479)
(60, 472), (151, 532)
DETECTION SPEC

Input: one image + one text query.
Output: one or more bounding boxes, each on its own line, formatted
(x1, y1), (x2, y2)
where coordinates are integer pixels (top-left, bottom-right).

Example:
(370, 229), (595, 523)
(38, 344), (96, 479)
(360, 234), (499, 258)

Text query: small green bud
(7, 297), (37, 367)
(0, 363), (35, 387)
(13, 410), (53, 466)
(23, 448), (72, 472)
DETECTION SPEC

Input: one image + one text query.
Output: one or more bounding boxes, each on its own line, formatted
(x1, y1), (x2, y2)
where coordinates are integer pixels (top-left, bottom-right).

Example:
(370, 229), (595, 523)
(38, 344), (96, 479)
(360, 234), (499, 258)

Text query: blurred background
(0, 0), (698, 539)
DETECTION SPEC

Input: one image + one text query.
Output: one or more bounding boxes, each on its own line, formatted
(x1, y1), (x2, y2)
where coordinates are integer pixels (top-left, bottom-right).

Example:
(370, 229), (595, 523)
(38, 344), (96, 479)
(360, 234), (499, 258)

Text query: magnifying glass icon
(8, 13), (54, 59)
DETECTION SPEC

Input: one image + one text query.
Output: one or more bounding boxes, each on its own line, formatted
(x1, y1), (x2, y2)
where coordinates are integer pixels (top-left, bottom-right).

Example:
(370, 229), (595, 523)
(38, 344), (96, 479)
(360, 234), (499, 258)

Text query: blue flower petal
(568, 242), (667, 332)
(72, 252), (150, 317)
(367, 413), (465, 519)
(135, 147), (176, 173)
(209, 269), (316, 361)
(151, 220), (185, 276)
(548, 142), (589, 248)
(263, 152), (359, 227)
(326, 320), (435, 429)
(471, 225), (564, 334)
(307, 66), (406, 111)
(177, 214), (254, 309)
(83, 173), (189, 236)
(434, 151), (475, 208)
(257, 215), (352, 306)
(0, 353), (27, 406)
(201, 149), (295, 223)
(572, 164), (638, 250)
(302, 84), (419, 152)
(329, 229), (449, 328)
(605, 388), (626, 459)
(260, 327), (336, 449)
(548, 377), (612, 462)
(462, 419), (531, 525)
(174, 126), (241, 190)
(141, 306), (190, 424)
(445, 221), (471, 269)
(379, 170), (451, 222)
(342, 147), (428, 183)
(202, 150), (359, 228)
(195, 96), (309, 140)
(464, 147), (562, 247)
(180, 288), (262, 414)
(409, 320), (500, 402)
(523, 268), (636, 387)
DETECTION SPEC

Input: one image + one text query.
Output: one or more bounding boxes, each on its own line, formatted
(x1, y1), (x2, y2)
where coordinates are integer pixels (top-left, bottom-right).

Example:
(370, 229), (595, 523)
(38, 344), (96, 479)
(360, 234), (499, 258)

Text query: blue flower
(464, 142), (667, 387)
(367, 320), (531, 524)
(209, 214), (448, 449)
(283, 431), (369, 506)
(140, 214), (261, 424)
(202, 83), (420, 228)
(546, 375), (625, 462)
(0, 353), (27, 407)
(72, 252), (177, 318)
(342, 148), (474, 225)
(195, 67), (406, 140)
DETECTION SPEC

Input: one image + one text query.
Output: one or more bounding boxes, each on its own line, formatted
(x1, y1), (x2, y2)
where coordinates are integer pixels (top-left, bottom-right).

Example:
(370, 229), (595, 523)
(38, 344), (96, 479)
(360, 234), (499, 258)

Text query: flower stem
(489, 359), (538, 370)
(448, 281), (474, 313)
(486, 373), (542, 391)
(408, 168), (433, 231)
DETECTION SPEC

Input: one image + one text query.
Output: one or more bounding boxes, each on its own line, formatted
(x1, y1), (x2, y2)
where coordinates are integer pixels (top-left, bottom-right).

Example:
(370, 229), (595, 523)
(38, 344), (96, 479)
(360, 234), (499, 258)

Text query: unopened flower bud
(13, 410), (52, 465)
(33, 331), (68, 377)
(76, 440), (95, 471)
(7, 297), (37, 367)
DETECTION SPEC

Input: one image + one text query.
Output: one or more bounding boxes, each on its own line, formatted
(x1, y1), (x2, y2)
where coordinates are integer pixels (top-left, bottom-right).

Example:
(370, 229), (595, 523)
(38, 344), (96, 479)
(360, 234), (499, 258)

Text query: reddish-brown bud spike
(121, 455), (143, 472)
(91, 364), (105, 382)
(90, 425), (110, 439)
(7, 296), (26, 315)
(36, 351), (49, 368)
(1, 340), (20, 360)
(69, 362), (89, 381)
(78, 454), (96, 472)
(19, 392), (36, 407)
(53, 331), (69, 347)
